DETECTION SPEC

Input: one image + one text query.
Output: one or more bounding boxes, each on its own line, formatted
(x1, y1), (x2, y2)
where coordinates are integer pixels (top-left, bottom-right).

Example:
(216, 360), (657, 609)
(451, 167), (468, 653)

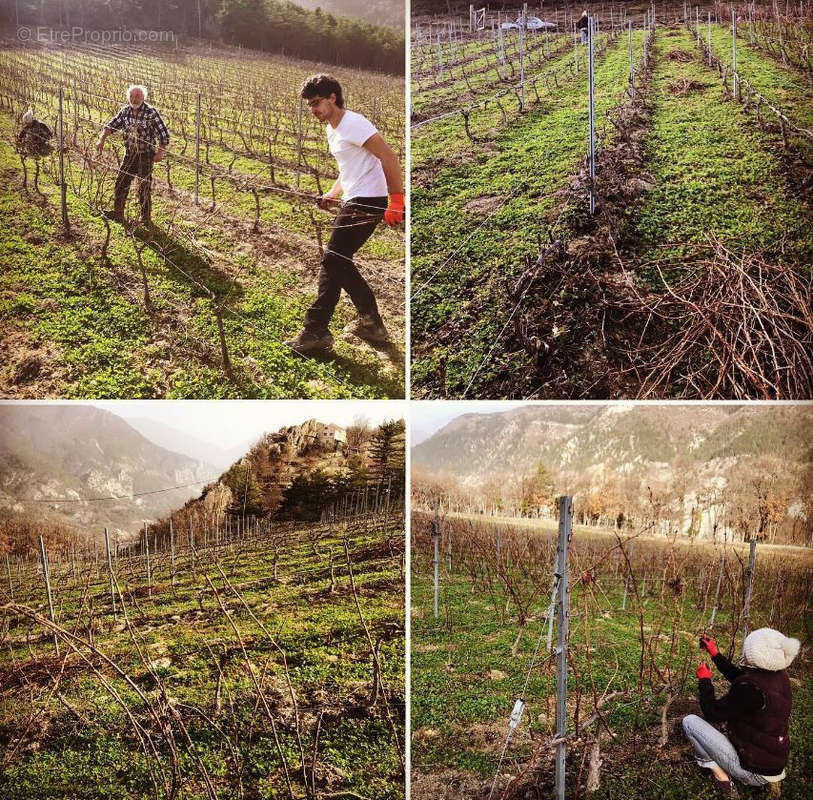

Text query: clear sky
(95, 400), (406, 449)
(0, 400), (406, 452)
(410, 401), (526, 445)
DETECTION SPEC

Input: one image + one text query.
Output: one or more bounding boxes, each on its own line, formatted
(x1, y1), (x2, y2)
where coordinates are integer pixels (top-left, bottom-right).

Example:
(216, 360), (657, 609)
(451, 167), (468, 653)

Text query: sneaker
(283, 330), (334, 353)
(102, 208), (125, 223)
(343, 314), (389, 343)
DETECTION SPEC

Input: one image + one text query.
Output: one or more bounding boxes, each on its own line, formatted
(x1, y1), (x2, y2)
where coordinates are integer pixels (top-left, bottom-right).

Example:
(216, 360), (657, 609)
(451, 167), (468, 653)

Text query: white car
(519, 16), (558, 31)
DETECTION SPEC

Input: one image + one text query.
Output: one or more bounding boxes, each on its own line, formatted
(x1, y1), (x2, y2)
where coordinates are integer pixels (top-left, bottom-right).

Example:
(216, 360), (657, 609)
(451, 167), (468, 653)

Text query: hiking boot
(102, 208), (125, 223)
(284, 330), (334, 354)
(709, 774), (739, 798)
(343, 314), (389, 343)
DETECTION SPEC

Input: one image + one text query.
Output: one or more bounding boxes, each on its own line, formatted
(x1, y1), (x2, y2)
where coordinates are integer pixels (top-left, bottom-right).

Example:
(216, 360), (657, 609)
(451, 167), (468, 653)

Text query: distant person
(682, 630), (798, 797)
(96, 85), (169, 226)
(578, 10), (589, 44)
(15, 109), (53, 157)
(285, 73), (404, 354)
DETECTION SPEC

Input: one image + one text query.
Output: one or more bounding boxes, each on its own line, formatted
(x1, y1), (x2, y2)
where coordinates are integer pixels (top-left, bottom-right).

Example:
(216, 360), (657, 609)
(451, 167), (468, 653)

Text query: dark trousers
(114, 150), (154, 218)
(304, 196), (387, 333)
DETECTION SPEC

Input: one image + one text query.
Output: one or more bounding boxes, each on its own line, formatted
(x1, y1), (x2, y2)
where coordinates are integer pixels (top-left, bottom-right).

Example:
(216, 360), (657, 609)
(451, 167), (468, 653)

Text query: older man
(96, 85), (169, 225)
(578, 10), (590, 44)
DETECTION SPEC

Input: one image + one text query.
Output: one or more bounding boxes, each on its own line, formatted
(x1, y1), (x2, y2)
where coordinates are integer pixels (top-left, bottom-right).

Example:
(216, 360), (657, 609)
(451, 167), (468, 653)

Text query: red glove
(697, 663), (713, 680)
(384, 193), (405, 226)
(700, 636), (719, 657)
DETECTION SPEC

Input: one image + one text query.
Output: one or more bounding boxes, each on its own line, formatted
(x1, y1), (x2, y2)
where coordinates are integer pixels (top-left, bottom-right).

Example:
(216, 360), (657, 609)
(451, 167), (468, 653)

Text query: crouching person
(683, 629), (798, 797)
(16, 109), (53, 157)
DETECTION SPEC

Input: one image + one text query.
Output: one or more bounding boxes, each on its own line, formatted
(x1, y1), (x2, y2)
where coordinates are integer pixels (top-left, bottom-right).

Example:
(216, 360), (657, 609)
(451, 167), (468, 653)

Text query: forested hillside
(5, 0), (404, 72)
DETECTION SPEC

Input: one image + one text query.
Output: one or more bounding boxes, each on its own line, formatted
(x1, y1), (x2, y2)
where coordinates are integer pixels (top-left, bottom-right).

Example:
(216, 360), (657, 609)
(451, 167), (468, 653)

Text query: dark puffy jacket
(577, 15), (589, 29)
(16, 120), (53, 157)
(699, 653), (791, 776)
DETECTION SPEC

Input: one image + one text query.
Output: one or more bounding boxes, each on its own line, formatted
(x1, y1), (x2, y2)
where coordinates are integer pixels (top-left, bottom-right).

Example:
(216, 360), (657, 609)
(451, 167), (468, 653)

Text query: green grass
(0, 111), (404, 398)
(412, 33), (573, 117)
(411, 32), (644, 398)
(411, 25), (813, 400)
(411, 35), (606, 168)
(411, 518), (812, 799)
(0, 518), (405, 800)
(706, 23), (813, 134)
(631, 27), (813, 279)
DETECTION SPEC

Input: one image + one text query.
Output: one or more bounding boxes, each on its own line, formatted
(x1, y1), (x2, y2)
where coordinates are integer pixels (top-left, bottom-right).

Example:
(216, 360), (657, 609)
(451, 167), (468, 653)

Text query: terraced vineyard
(410, 15), (812, 400)
(0, 512), (405, 799)
(0, 36), (405, 399)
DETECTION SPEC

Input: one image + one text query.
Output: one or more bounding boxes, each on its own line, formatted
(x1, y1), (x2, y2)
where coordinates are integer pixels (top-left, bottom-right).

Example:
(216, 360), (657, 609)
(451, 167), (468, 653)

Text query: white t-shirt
(326, 110), (388, 200)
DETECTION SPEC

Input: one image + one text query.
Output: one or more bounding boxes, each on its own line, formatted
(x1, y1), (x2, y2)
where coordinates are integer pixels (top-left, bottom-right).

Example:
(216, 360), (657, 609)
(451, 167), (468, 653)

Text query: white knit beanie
(742, 628), (800, 671)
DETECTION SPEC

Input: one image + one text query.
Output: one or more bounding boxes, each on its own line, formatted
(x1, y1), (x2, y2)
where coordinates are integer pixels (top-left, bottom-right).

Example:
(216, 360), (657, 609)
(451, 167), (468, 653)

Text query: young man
(285, 74), (405, 354)
(96, 85), (169, 226)
(682, 629), (797, 798)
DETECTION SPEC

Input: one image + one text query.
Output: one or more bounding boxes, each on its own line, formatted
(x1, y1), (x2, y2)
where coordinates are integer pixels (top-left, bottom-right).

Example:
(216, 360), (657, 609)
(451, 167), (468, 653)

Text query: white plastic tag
(509, 699), (525, 729)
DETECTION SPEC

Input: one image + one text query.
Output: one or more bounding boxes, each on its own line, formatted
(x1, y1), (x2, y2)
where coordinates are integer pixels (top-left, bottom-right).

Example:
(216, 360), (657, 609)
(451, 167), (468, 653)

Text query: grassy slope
(411, 527), (812, 799)
(707, 23), (813, 133)
(412, 33), (572, 116)
(411, 37), (600, 168)
(0, 520), (405, 800)
(0, 113), (403, 399)
(631, 27), (812, 279)
(411, 32), (644, 398)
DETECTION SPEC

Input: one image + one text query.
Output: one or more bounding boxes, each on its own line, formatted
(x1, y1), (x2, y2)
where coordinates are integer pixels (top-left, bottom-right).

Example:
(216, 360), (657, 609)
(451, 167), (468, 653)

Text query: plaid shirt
(105, 101), (169, 154)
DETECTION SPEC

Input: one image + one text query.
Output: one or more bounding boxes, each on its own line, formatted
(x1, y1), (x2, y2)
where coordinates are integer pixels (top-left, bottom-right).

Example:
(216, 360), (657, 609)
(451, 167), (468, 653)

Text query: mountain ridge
(413, 405), (810, 483)
(0, 405), (220, 538)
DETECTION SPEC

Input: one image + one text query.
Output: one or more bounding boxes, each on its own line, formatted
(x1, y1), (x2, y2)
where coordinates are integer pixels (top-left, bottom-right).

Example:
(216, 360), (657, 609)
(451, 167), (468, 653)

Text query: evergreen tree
(368, 419), (405, 486)
(279, 469), (336, 520)
(223, 461), (264, 516)
(15, 0), (404, 73)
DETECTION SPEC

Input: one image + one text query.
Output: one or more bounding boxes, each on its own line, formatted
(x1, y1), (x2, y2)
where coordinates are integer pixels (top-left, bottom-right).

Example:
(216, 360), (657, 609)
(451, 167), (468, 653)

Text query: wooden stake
(170, 518), (176, 587)
(39, 535), (60, 655)
(104, 527), (117, 617)
(144, 522), (152, 599)
(741, 539), (757, 650)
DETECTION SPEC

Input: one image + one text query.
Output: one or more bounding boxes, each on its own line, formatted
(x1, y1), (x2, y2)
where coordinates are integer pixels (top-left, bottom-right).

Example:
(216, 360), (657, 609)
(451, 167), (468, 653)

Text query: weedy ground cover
(0, 516), (405, 799)
(631, 27), (812, 280)
(0, 41), (405, 398)
(411, 22), (813, 400)
(411, 32), (646, 397)
(410, 512), (812, 800)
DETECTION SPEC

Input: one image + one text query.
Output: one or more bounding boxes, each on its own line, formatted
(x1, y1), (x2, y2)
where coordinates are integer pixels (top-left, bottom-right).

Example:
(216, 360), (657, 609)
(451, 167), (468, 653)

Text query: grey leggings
(682, 714), (769, 787)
